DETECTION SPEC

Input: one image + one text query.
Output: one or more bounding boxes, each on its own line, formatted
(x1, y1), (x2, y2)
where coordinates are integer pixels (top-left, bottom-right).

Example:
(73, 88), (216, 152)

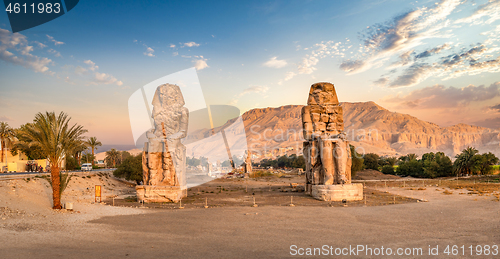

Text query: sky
(1, 0), (500, 146)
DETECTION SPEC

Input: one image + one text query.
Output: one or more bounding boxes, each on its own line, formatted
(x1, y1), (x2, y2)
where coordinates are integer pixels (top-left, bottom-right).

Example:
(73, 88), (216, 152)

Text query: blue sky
(1, 0), (500, 145)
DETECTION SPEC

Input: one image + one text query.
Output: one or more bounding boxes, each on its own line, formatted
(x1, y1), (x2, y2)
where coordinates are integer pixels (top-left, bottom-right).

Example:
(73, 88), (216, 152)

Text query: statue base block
(311, 184), (363, 201)
(136, 185), (186, 203)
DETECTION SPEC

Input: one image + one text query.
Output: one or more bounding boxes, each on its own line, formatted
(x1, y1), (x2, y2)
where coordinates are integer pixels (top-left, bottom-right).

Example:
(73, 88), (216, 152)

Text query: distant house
(96, 160), (105, 168)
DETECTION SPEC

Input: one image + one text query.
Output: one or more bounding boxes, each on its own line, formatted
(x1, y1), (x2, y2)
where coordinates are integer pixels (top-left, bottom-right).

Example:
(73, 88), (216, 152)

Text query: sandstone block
(314, 122), (326, 132)
(325, 106), (343, 114)
(320, 114), (329, 122)
(311, 113), (320, 122)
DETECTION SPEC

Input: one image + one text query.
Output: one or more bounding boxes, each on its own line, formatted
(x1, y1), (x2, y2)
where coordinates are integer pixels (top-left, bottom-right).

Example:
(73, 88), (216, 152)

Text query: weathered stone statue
(302, 82), (362, 201)
(136, 83), (188, 203)
(243, 150), (252, 178)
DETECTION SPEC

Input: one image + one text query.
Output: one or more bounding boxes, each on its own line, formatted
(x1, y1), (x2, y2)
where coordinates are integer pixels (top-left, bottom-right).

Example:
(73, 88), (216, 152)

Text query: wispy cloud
(263, 56), (287, 68)
(77, 59), (123, 86)
(84, 60), (98, 71)
(193, 55), (208, 70)
(455, 0), (500, 25)
(229, 85), (268, 105)
(46, 34), (64, 45)
(183, 42), (200, 47)
(93, 72), (123, 86)
(0, 28), (54, 75)
(47, 48), (62, 57)
(144, 46), (155, 57)
(383, 82), (500, 108)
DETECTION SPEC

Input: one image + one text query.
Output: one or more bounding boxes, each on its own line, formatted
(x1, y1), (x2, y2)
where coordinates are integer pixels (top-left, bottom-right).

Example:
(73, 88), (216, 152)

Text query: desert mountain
(185, 101), (500, 160)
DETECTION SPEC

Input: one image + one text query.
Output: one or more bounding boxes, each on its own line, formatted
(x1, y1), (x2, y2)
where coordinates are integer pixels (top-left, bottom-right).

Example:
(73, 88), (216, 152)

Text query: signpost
(95, 185), (101, 203)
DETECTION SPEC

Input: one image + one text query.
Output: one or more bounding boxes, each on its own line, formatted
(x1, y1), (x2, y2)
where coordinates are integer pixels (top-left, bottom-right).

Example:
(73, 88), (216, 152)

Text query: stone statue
(136, 83), (189, 203)
(243, 150), (252, 177)
(302, 82), (362, 201)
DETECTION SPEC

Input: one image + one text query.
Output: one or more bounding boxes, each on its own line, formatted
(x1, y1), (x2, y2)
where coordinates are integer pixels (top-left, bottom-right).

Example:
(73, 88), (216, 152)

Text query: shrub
(381, 165), (395, 175)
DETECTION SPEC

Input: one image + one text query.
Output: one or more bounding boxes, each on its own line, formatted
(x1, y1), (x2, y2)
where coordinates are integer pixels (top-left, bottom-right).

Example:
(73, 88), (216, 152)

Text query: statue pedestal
(136, 185), (186, 203)
(311, 184), (363, 201)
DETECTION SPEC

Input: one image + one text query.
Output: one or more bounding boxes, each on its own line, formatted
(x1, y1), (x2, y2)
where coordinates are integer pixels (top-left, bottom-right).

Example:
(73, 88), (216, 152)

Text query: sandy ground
(0, 171), (499, 258)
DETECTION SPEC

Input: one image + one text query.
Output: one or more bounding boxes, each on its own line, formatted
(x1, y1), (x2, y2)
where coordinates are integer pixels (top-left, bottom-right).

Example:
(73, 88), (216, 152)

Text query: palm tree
(453, 147), (478, 176)
(16, 112), (87, 209)
(72, 141), (88, 166)
(0, 122), (15, 163)
(105, 148), (119, 168)
(86, 137), (102, 166)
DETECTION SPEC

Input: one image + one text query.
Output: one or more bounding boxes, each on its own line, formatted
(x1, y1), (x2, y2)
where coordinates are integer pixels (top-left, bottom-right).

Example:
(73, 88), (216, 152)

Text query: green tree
(11, 123), (45, 160)
(396, 159), (423, 177)
(71, 141), (88, 166)
(0, 122), (15, 163)
(105, 148), (120, 167)
(453, 147), (479, 176)
(16, 112), (87, 209)
(350, 145), (364, 177)
(187, 156), (201, 167)
(113, 154), (143, 184)
(473, 152), (499, 175)
(363, 153), (380, 170)
(381, 165), (395, 175)
(85, 136), (102, 166)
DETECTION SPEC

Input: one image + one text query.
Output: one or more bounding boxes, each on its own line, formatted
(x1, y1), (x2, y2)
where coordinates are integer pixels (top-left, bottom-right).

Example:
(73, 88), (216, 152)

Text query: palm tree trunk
(91, 148), (95, 166)
(1, 141), (4, 163)
(51, 164), (62, 209)
(75, 152), (81, 166)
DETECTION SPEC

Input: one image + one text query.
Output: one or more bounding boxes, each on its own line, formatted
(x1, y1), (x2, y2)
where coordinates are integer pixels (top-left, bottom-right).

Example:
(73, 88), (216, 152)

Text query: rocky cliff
(186, 102), (500, 159)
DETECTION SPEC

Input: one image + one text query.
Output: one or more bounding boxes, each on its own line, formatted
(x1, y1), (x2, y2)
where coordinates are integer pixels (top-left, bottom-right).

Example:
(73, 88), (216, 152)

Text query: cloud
(47, 48), (62, 57)
(441, 44), (486, 67)
(389, 50), (414, 68)
(46, 34), (64, 45)
(84, 60), (99, 71)
(183, 42), (200, 47)
(170, 44), (176, 48)
(382, 43), (498, 87)
(193, 56), (208, 70)
(488, 103), (500, 112)
(298, 55), (319, 74)
(93, 72), (123, 86)
(0, 29), (54, 75)
(34, 41), (46, 49)
(383, 82), (500, 109)
(373, 77), (389, 86)
(263, 56), (287, 68)
(172, 52), (178, 56)
(455, 0), (500, 25)
(415, 43), (450, 59)
(340, 59), (366, 73)
(143, 47), (155, 57)
(388, 64), (434, 88)
(343, 0), (461, 74)
(79, 59), (123, 86)
(75, 66), (87, 75)
(229, 85), (269, 105)
(284, 71), (296, 81)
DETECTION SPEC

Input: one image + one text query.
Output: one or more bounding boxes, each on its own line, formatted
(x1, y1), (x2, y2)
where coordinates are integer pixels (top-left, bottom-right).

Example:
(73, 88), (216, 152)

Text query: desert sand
(0, 171), (499, 258)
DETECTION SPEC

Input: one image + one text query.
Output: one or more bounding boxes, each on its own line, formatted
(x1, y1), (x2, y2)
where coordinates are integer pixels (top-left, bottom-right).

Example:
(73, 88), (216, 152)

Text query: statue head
(152, 84), (185, 110)
(307, 82), (339, 105)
